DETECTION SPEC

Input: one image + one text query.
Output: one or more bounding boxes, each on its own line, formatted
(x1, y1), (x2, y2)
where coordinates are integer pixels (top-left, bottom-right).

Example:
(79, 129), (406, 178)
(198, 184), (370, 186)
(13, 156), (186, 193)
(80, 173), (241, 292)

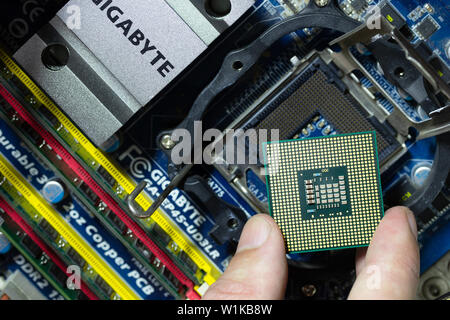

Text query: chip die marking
(299, 166), (351, 220)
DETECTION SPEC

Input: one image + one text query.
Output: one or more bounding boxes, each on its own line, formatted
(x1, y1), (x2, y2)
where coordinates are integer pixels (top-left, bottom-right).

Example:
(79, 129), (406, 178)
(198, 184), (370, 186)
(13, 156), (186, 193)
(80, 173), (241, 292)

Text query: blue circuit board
(248, 0), (449, 272)
(0, 0), (448, 300)
(0, 118), (173, 300)
(339, 0), (450, 67)
(391, 0), (450, 67)
(116, 144), (257, 273)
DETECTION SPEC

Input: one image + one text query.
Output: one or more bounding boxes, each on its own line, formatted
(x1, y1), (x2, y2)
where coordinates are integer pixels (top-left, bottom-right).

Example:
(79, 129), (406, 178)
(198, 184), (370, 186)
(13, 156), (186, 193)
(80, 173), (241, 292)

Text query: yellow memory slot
(0, 49), (221, 286)
(0, 155), (140, 300)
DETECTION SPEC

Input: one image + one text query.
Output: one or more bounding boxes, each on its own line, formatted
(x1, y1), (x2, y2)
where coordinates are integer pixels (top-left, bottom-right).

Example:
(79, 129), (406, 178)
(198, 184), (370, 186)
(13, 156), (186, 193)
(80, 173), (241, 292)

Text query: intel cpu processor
(264, 132), (384, 253)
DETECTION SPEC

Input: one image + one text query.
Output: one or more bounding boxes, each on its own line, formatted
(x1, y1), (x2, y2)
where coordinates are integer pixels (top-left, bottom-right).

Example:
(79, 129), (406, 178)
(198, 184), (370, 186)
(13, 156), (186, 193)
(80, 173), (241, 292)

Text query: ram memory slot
(0, 83), (195, 299)
(0, 184), (124, 301)
(0, 49), (221, 293)
(2, 251), (65, 300)
(0, 119), (175, 300)
(0, 103), (185, 299)
(0, 154), (141, 300)
(0, 55), (205, 291)
(0, 199), (97, 300)
(0, 188), (115, 299)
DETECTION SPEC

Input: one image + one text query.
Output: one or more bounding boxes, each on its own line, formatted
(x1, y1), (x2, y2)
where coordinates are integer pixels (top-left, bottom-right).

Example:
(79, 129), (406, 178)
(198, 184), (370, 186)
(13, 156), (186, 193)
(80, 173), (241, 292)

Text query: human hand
(203, 206), (420, 300)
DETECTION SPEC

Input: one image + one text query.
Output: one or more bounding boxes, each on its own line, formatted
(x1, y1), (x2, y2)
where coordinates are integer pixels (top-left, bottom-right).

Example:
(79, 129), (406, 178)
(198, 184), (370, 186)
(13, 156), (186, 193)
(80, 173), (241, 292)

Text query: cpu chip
(264, 132), (384, 253)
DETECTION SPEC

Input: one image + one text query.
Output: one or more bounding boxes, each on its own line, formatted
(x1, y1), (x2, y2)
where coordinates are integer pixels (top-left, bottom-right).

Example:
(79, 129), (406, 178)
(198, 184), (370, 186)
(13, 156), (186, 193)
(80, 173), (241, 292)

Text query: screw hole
(42, 43), (70, 71)
(227, 218), (238, 229)
(205, 0), (232, 18)
(232, 60), (244, 71)
(394, 67), (405, 78)
(428, 284), (441, 297)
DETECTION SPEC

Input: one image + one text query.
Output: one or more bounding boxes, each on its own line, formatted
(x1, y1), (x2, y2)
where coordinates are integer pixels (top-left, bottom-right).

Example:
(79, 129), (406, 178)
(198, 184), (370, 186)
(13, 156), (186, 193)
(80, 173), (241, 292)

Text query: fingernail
(236, 215), (272, 253)
(405, 208), (418, 239)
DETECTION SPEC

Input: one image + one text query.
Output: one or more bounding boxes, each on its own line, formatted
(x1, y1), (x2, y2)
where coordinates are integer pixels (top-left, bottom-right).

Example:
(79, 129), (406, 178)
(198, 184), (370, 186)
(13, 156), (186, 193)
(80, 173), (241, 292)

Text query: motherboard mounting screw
(301, 284), (317, 297)
(41, 43), (70, 71)
(161, 134), (176, 150)
(314, 0), (329, 7)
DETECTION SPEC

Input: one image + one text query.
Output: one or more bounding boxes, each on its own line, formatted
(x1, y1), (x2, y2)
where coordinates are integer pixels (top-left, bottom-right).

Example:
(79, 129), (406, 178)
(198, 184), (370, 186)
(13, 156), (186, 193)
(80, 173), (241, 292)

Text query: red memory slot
(0, 197), (98, 300)
(0, 84), (200, 300)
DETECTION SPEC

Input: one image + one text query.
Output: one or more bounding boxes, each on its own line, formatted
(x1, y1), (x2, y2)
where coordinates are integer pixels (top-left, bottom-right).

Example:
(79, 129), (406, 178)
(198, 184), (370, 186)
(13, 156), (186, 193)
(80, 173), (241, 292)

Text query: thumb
(203, 214), (288, 300)
(348, 206), (420, 299)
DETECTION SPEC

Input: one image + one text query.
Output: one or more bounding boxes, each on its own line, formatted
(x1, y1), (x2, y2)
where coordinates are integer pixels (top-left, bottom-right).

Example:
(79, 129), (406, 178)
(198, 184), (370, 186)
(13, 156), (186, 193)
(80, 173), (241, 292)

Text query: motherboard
(0, 0), (449, 300)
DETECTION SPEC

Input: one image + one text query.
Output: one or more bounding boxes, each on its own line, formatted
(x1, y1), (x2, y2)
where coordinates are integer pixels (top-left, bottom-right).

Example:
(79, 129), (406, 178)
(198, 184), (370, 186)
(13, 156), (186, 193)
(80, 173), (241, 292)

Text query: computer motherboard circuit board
(0, 0), (448, 300)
